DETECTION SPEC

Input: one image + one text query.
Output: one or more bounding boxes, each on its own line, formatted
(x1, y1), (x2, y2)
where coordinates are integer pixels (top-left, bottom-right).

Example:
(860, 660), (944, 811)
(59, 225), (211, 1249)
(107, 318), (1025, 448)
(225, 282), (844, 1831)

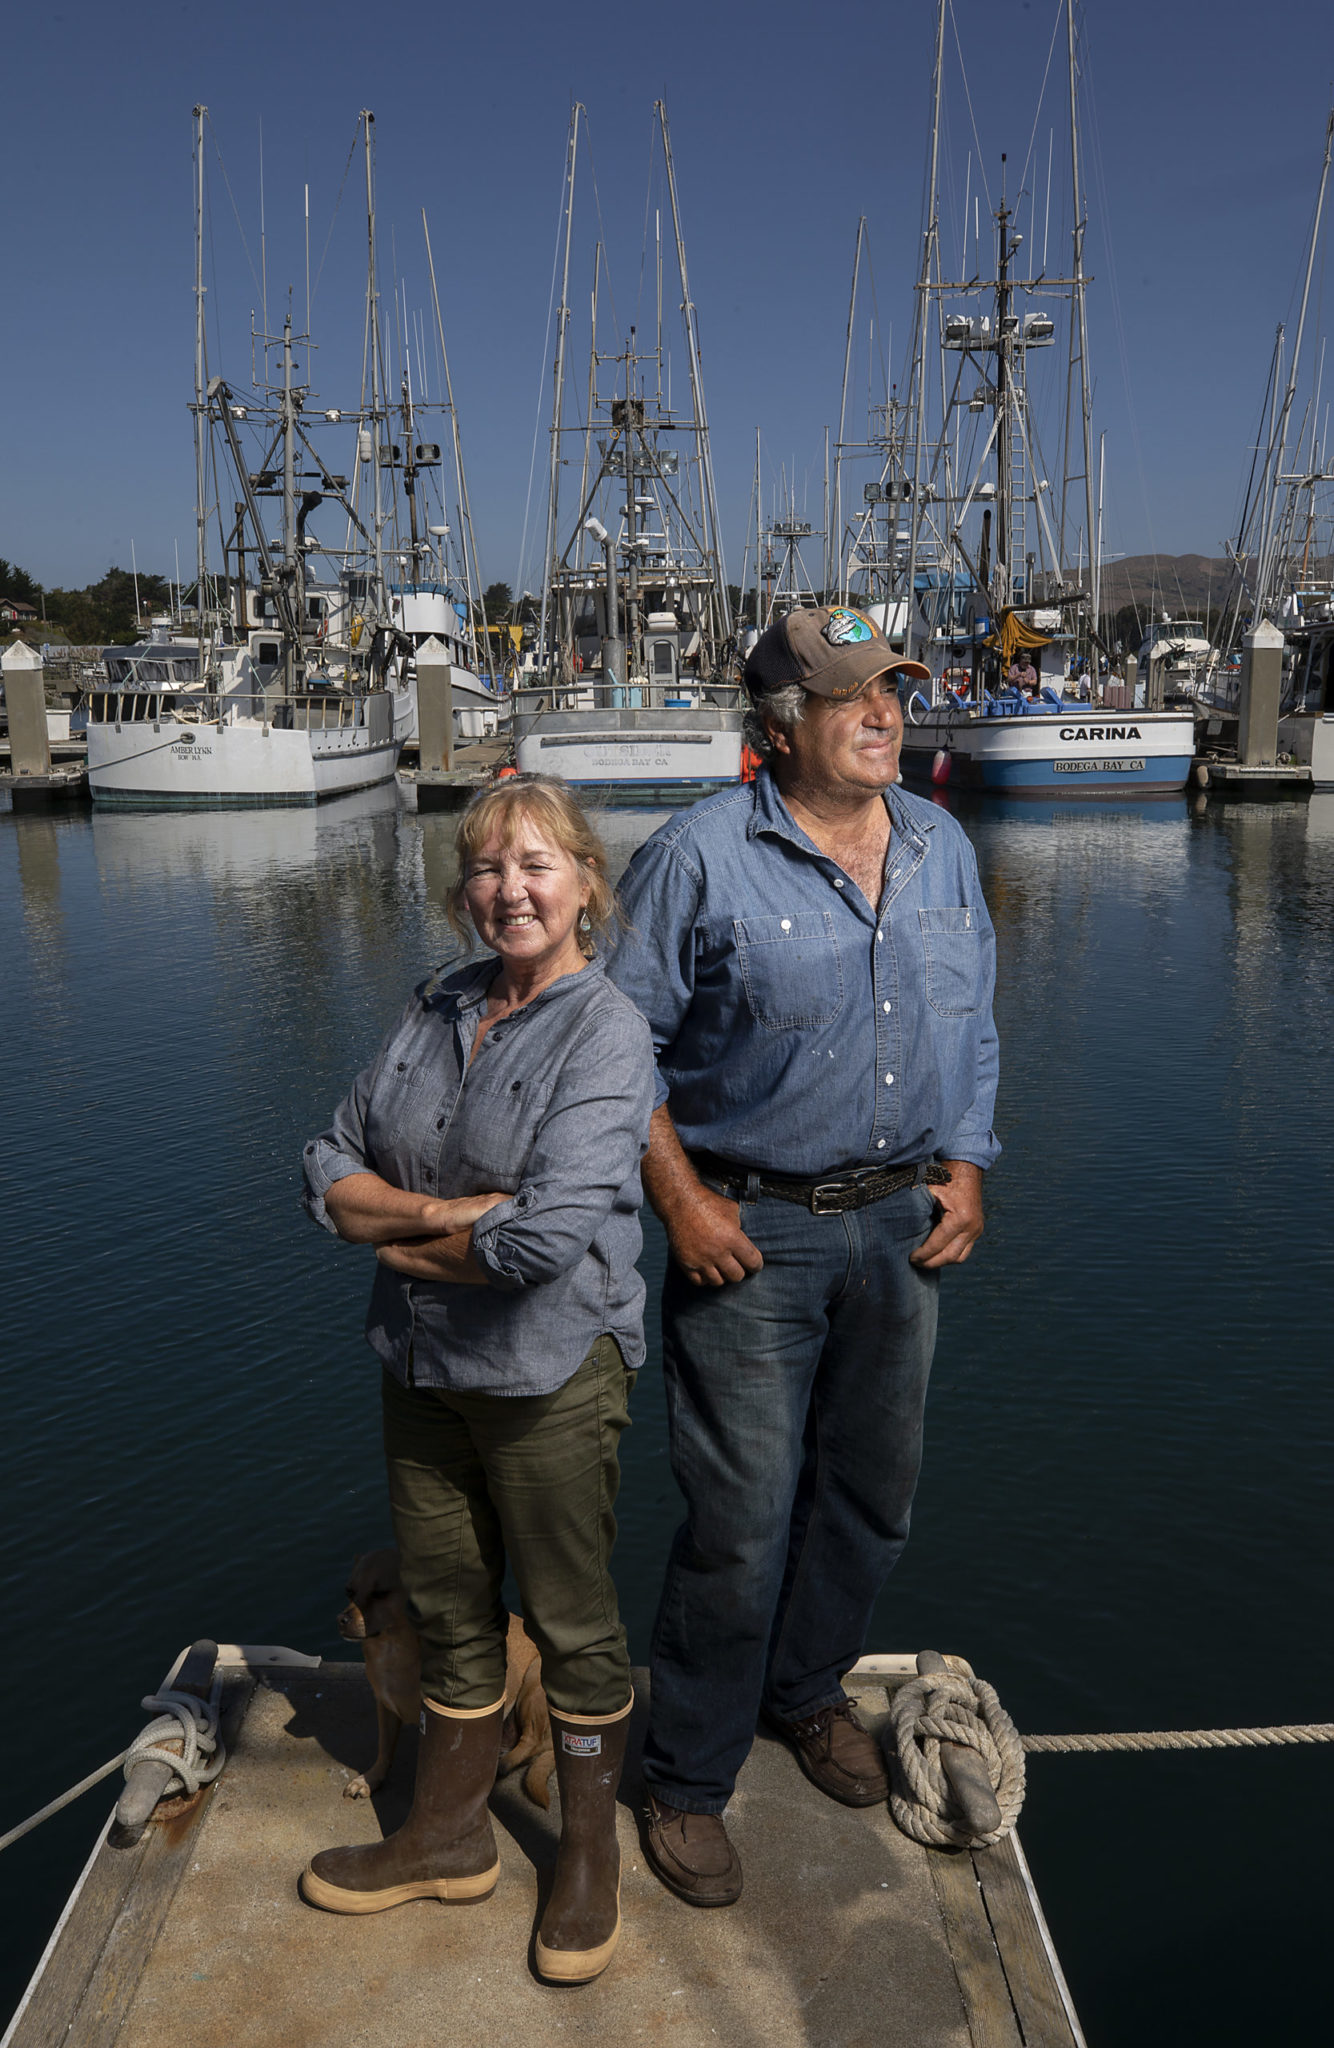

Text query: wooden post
(1237, 620), (1284, 765)
(415, 634), (455, 773)
(2, 637), (51, 777)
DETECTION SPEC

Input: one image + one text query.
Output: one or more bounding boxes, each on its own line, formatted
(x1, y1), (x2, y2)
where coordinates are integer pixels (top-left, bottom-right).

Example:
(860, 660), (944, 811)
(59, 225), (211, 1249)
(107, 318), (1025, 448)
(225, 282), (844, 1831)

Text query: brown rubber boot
(534, 1695), (633, 1984)
(300, 1696), (503, 1913)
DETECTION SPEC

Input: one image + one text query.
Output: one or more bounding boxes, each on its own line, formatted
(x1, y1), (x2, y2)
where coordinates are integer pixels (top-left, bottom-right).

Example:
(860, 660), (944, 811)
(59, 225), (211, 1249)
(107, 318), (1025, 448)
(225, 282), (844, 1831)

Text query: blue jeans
(643, 1182), (940, 1813)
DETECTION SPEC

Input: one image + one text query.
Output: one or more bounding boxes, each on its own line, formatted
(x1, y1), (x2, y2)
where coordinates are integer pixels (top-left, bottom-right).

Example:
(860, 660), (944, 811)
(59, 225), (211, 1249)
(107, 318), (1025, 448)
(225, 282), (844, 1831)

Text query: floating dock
(4, 1650), (1083, 2048)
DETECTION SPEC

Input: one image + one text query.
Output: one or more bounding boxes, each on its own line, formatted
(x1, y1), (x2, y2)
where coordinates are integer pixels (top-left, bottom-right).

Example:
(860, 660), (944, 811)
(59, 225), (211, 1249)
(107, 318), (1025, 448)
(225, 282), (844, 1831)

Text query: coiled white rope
(122, 1688), (226, 1798)
(0, 1687), (224, 1855)
(888, 1663), (1027, 1849)
(886, 1658), (1334, 1851)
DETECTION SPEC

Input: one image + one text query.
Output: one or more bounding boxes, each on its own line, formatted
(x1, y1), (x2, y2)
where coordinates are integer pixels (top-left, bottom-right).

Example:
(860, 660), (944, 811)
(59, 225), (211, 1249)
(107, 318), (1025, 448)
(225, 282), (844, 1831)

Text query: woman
(298, 773), (653, 1985)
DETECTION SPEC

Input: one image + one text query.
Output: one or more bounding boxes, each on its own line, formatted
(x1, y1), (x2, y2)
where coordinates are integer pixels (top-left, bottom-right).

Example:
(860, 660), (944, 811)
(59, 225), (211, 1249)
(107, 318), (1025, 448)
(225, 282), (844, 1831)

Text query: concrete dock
(6, 1656), (1082, 2048)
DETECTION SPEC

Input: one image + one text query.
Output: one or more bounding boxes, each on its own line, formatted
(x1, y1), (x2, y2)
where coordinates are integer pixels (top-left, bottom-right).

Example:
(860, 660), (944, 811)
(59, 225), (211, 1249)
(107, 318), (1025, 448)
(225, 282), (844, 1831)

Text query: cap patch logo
(561, 1730), (602, 1756)
(823, 606), (875, 648)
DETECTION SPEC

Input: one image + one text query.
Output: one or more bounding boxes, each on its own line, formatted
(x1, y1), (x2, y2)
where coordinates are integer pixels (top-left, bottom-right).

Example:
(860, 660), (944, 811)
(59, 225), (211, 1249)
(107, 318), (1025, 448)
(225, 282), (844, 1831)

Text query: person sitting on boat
(1006, 654), (1039, 698)
(298, 773), (654, 1985)
(606, 603), (1000, 1906)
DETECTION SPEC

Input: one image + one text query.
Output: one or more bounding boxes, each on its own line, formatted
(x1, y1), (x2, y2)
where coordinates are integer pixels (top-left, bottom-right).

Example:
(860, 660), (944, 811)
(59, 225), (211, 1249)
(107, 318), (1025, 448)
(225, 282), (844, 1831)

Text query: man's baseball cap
(743, 605), (931, 703)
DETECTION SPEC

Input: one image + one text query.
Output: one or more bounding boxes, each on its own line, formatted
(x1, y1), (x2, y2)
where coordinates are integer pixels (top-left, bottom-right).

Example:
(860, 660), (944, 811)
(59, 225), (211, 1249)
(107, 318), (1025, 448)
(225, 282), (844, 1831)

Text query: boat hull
(514, 707), (742, 799)
(87, 717), (402, 808)
(900, 708), (1195, 797)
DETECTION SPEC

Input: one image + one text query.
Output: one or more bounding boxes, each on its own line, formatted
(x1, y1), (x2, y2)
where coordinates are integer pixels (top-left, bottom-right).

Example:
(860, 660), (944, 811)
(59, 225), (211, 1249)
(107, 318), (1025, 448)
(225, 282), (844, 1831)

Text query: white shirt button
(780, 918), (792, 931)
(833, 878), (845, 889)
(883, 1000), (891, 1012)
(876, 929), (884, 942)
(877, 1139), (886, 1150)
(885, 1072), (894, 1086)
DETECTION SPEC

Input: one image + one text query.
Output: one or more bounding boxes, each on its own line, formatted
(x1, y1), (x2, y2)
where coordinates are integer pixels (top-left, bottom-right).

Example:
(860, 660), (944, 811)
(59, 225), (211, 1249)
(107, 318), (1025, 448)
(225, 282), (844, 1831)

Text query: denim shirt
(302, 955), (655, 1395)
(606, 769), (1000, 1175)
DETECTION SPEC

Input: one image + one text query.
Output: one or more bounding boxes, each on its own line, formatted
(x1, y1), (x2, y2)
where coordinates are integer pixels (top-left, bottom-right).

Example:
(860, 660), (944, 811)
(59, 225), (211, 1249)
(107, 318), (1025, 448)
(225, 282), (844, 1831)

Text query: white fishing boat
(835, 1), (1192, 799)
(87, 111), (498, 809)
(513, 104), (743, 800)
(1135, 615), (1212, 698)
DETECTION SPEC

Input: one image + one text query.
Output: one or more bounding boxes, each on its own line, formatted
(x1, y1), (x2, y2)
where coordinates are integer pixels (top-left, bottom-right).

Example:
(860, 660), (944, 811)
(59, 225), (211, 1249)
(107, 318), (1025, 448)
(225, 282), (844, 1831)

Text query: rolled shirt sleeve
(471, 1004), (655, 1290)
(300, 1012), (405, 1232)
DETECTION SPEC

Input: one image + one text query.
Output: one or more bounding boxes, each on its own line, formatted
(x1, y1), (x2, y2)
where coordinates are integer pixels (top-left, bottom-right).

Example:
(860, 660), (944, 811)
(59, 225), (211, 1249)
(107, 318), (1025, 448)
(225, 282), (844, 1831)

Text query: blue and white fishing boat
(858, 0), (1193, 799)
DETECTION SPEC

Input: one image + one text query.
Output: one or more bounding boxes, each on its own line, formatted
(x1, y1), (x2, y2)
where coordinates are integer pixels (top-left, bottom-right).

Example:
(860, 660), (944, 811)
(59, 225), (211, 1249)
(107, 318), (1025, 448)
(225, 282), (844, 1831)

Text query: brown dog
(337, 1547), (554, 1806)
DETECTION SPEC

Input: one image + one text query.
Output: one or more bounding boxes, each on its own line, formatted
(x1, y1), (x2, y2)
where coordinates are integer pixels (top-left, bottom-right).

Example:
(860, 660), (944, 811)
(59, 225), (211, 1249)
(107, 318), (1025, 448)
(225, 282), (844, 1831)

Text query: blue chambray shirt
(302, 956), (655, 1396)
(606, 769), (1000, 1175)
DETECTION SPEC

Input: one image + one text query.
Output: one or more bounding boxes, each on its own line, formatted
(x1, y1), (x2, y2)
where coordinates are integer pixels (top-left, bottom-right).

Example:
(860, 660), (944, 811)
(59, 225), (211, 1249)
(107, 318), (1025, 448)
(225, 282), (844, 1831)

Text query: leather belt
(688, 1150), (951, 1217)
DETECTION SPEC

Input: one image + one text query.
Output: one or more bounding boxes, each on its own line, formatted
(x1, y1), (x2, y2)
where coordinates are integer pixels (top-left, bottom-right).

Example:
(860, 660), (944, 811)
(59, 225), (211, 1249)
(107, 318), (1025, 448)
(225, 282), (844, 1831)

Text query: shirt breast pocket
(457, 1077), (555, 1188)
(734, 912), (844, 1031)
(919, 906), (985, 1017)
(369, 1061), (433, 1152)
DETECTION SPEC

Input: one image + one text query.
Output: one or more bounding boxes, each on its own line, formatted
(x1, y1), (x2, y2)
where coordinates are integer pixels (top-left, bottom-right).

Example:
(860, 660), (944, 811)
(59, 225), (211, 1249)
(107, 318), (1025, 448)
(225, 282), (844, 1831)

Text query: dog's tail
(523, 1745), (555, 1810)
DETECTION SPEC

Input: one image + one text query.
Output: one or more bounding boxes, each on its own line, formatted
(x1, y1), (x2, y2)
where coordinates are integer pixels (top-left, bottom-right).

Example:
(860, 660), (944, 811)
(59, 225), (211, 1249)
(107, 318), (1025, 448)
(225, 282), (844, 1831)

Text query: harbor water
(2, 783), (1331, 2045)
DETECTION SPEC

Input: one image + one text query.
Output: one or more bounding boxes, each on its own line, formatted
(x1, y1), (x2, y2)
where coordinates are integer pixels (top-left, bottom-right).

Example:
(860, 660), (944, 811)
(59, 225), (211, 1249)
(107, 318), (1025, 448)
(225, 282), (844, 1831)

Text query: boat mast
(1255, 107), (1334, 618)
(905, 0), (947, 660)
(361, 111), (387, 629)
(995, 178), (1013, 610)
(834, 218), (866, 603)
(1061, 0), (1096, 644)
(659, 101), (731, 642)
(192, 107), (211, 666)
(422, 211), (496, 685)
(540, 106), (581, 682)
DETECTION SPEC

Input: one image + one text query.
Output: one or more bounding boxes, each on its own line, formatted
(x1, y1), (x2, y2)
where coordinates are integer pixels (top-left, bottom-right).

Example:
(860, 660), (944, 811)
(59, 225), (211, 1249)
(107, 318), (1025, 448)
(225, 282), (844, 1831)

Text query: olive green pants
(382, 1336), (634, 1716)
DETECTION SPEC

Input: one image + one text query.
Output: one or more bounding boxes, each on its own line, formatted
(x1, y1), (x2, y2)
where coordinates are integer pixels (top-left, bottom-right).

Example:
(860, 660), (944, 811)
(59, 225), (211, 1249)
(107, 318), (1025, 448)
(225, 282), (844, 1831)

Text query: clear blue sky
(5, 0), (1334, 592)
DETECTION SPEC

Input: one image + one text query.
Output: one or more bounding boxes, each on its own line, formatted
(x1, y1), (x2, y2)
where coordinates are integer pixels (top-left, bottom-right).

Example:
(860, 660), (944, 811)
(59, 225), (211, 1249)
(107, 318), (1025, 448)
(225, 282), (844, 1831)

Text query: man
(1007, 653), (1039, 697)
(607, 604), (999, 1906)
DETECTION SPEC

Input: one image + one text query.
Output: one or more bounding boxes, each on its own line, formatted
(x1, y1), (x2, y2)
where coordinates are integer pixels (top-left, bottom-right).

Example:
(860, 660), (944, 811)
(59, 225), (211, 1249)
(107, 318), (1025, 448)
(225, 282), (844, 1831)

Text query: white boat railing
(84, 690), (383, 731)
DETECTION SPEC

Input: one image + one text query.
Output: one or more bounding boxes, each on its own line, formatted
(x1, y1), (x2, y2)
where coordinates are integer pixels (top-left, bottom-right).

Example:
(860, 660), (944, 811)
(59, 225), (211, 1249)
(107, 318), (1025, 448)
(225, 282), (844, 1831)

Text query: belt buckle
(809, 1181), (845, 1215)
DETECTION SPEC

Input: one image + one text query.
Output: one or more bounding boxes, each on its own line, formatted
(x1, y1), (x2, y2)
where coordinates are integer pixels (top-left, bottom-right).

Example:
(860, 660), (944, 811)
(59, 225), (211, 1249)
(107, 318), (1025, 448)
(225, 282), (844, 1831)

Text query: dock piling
(1237, 620), (1285, 765)
(2, 639), (52, 777)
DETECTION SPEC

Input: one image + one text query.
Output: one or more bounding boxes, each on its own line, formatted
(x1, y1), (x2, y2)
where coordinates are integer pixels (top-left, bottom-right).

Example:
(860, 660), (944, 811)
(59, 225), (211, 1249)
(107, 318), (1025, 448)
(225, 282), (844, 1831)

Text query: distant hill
(1100, 555), (1241, 616)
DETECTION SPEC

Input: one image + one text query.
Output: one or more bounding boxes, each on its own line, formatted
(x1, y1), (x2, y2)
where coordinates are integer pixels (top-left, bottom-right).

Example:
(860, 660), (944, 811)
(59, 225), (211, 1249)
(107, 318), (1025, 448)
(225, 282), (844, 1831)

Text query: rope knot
(887, 1655), (1026, 1849)
(122, 1687), (226, 1802)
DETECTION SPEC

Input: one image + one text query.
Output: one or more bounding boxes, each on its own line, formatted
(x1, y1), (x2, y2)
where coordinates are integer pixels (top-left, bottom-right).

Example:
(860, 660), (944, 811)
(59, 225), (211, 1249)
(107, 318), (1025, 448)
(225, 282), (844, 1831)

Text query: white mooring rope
(121, 1688), (226, 1798)
(884, 1658), (1334, 1851)
(888, 1664), (1027, 1848)
(0, 1687), (224, 1856)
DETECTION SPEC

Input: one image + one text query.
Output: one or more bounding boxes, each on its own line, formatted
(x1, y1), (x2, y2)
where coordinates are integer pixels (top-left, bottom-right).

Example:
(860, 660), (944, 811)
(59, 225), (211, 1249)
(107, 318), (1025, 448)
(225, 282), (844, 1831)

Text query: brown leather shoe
(642, 1791), (742, 1907)
(765, 1700), (889, 1807)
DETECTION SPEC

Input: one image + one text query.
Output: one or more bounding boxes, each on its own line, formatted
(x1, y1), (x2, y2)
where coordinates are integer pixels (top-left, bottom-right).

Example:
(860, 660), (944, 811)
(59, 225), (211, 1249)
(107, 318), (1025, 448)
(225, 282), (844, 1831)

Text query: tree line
(0, 560), (172, 646)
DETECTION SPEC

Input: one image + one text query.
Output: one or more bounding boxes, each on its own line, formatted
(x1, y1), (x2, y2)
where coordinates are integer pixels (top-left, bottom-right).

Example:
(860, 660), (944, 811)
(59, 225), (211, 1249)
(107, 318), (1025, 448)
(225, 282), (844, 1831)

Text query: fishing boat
(512, 104), (743, 800)
(1203, 111), (1334, 787)
(837, 0), (1192, 798)
(86, 112), (497, 809)
(1135, 615), (1213, 699)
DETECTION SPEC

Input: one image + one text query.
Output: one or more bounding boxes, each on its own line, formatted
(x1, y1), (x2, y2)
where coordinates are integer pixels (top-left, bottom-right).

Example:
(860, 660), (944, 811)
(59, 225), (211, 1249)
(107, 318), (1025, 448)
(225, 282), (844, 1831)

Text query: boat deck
(6, 1655), (1082, 2048)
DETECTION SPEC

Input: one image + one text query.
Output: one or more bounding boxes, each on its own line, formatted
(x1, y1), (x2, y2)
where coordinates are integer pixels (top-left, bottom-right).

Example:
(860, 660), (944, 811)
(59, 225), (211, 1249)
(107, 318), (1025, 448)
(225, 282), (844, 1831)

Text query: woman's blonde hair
(445, 773), (618, 956)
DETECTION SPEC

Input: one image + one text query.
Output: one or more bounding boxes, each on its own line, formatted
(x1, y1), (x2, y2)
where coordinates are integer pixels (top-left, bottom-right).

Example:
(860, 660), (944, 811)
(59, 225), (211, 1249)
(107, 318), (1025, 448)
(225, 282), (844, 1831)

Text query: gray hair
(743, 682), (806, 762)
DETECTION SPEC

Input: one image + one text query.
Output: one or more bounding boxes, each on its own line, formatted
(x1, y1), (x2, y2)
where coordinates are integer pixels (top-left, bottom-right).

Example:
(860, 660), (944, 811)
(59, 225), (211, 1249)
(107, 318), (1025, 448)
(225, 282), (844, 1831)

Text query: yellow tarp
(983, 609), (1053, 666)
(486, 622), (524, 651)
